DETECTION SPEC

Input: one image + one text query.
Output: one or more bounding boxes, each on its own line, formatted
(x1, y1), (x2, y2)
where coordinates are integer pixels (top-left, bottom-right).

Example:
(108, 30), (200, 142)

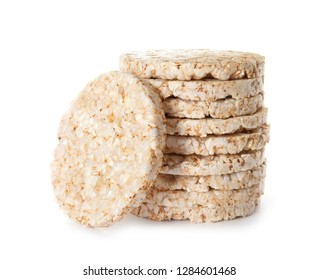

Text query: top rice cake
(120, 50), (264, 81)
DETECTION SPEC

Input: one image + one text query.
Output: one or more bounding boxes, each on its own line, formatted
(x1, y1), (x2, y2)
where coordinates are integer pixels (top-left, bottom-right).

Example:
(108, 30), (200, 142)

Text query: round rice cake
(164, 125), (269, 156)
(120, 50), (264, 81)
(51, 71), (165, 227)
(161, 150), (265, 176)
(163, 93), (264, 119)
(140, 184), (263, 208)
(133, 199), (260, 223)
(155, 162), (266, 192)
(166, 108), (267, 137)
(145, 78), (263, 101)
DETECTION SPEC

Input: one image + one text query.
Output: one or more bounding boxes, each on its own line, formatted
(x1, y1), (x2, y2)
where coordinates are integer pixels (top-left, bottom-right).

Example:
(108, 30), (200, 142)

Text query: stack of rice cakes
(120, 50), (269, 223)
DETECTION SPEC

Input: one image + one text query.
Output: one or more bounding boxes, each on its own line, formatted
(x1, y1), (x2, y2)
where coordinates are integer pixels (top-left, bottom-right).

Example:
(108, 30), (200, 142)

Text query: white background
(1, 0), (317, 279)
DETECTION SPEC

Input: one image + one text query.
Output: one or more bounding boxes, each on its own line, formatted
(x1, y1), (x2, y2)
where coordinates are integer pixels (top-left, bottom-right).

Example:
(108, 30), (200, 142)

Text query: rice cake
(140, 184), (262, 208)
(120, 50), (264, 80)
(155, 163), (266, 192)
(133, 199), (260, 223)
(144, 78), (263, 101)
(163, 94), (263, 119)
(164, 125), (269, 155)
(51, 72), (165, 227)
(161, 150), (264, 176)
(166, 108), (267, 137)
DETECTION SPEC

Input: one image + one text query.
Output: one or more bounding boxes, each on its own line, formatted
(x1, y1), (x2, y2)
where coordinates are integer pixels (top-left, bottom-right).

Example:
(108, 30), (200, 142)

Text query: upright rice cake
(51, 72), (165, 227)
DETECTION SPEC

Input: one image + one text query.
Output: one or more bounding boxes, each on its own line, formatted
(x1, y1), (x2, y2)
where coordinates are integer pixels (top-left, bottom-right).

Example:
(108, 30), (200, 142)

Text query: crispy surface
(51, 72), (165, 227)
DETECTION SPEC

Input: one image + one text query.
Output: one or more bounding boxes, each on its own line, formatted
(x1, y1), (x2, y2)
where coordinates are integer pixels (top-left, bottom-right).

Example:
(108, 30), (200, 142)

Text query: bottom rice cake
(133, 198), (260, 223)
(154, 162), (266, 192)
